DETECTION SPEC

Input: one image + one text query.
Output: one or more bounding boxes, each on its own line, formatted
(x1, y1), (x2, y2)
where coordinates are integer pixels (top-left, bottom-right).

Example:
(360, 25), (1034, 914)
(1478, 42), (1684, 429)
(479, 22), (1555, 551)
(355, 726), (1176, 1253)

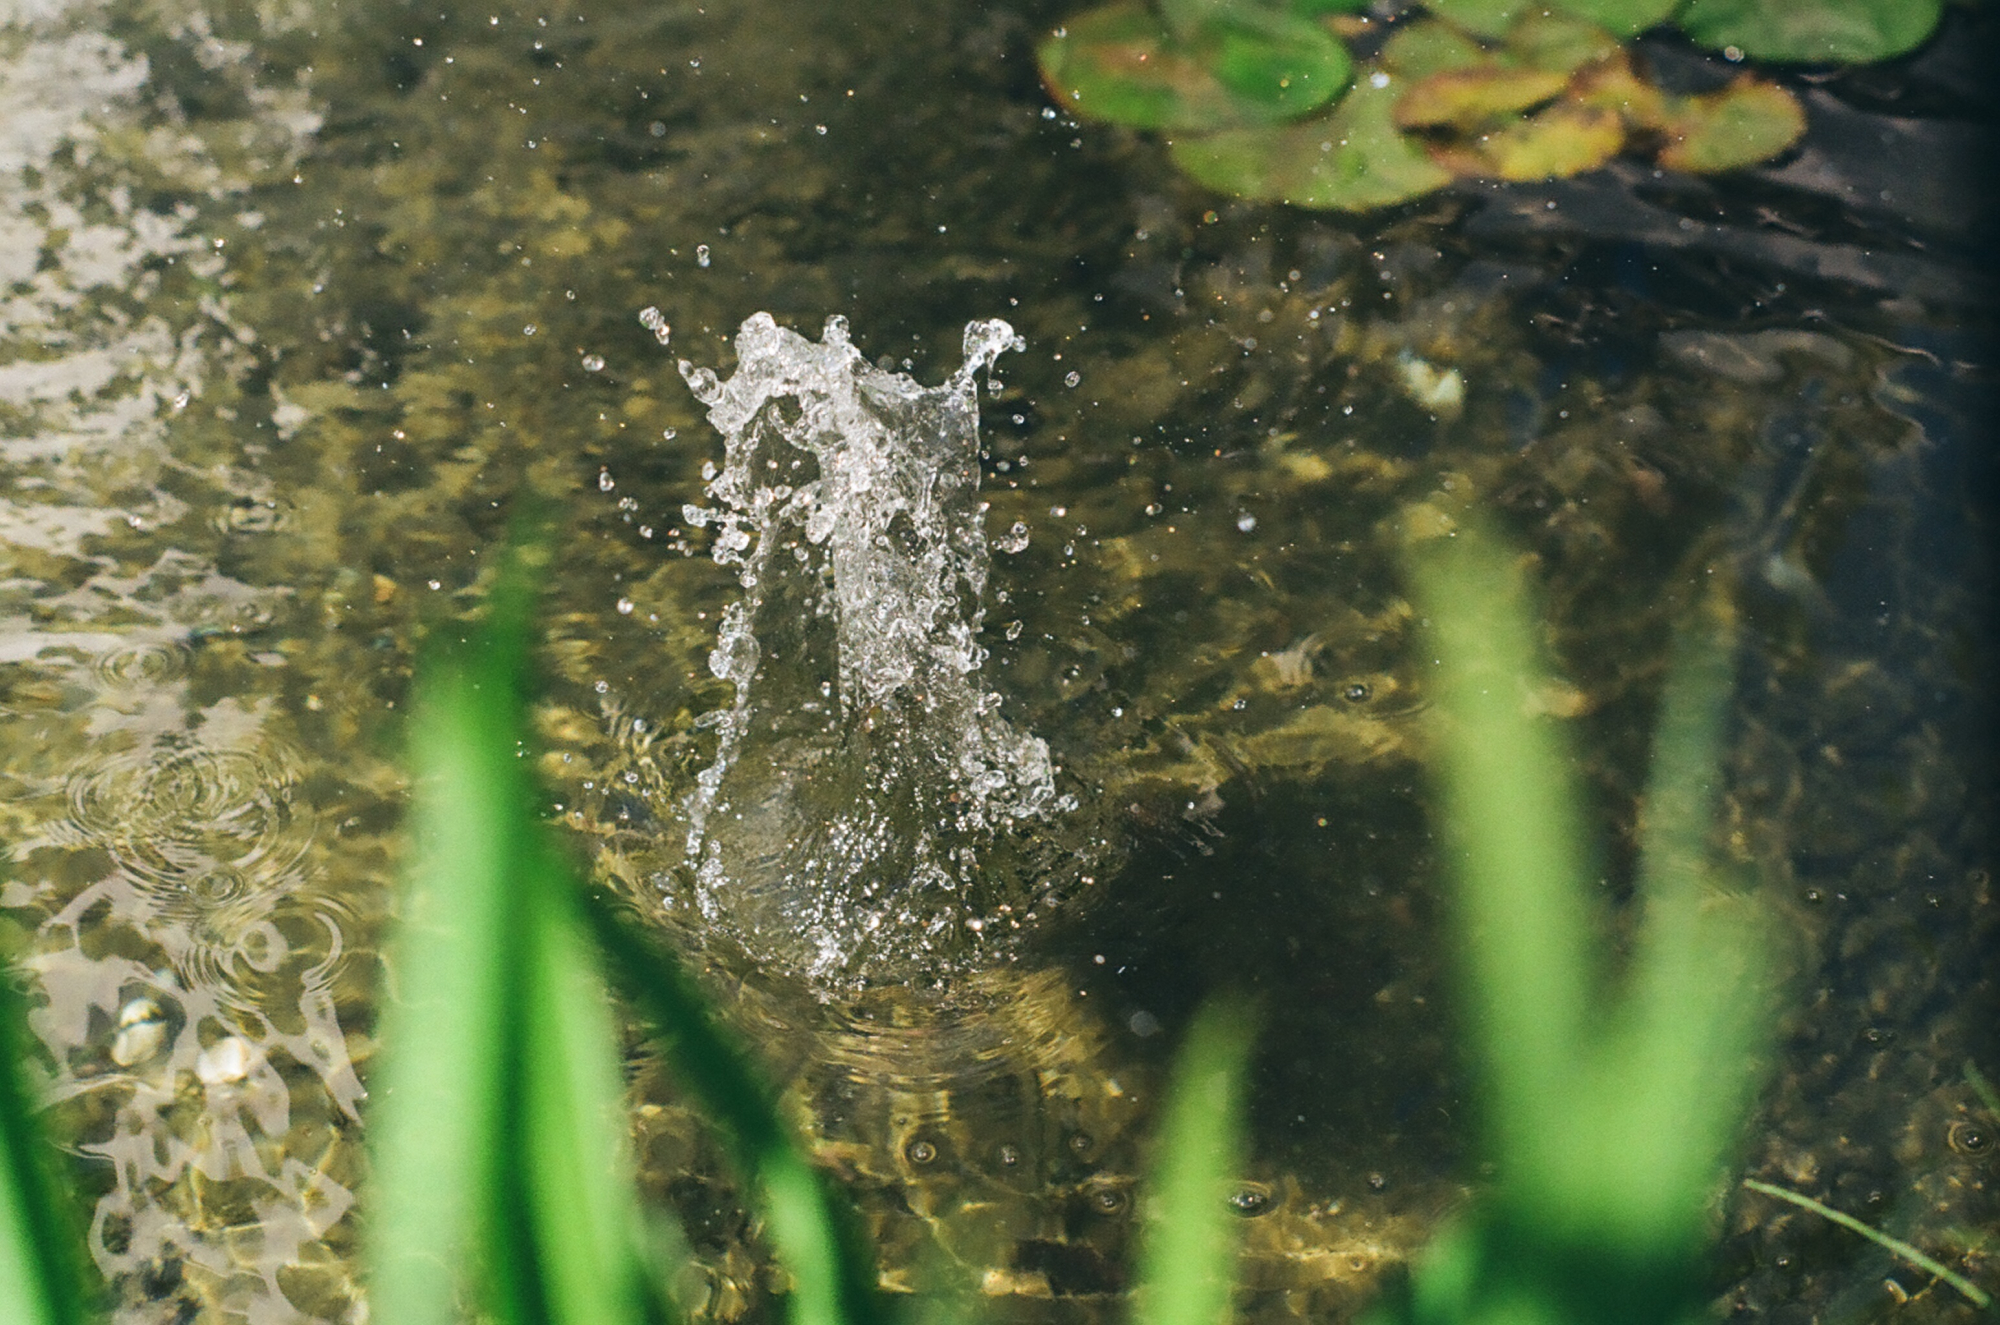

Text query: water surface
(0, 0), (1993, 1321)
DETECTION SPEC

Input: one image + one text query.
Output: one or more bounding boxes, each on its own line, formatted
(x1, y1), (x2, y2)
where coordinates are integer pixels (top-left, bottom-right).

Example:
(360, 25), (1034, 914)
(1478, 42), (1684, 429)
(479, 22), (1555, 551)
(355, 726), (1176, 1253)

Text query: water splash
(674, 312), (1069, 985)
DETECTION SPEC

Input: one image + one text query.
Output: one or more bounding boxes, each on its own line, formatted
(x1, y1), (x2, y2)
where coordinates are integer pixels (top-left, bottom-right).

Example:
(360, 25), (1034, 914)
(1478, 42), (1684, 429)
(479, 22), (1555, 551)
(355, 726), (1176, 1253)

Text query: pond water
(0, 0), (1993, 1322)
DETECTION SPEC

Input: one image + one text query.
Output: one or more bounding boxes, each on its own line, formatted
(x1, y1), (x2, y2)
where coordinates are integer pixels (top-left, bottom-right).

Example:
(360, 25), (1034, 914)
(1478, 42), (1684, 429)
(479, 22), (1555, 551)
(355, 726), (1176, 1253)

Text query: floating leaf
(1158, 0), (1235, 39)
(1423, 0), (1525, 39)
(1542, 0), (1678, 39)
(1674, 0), (1943, 64)
(1569, 51), (1672, 127)
(1429, 102), (1625, 181)
(1287, 0), (1372, 15)
(1503, 10), (1624, 73)
(1040, 5), (1238, 130)
(1378, 19), (1488, 80)
(1655, 76), (1804, 172)
(1201, 7), (1354, 120)
(1038, 3), (1348, 131)
(1395, 65), (1571, 130)
(1170, 71), (1452, 210)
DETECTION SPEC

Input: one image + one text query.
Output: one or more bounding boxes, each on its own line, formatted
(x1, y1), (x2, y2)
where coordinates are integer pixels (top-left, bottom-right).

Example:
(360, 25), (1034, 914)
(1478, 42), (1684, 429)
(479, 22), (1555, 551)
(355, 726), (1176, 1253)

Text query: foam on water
(674, 312), (1069, 984)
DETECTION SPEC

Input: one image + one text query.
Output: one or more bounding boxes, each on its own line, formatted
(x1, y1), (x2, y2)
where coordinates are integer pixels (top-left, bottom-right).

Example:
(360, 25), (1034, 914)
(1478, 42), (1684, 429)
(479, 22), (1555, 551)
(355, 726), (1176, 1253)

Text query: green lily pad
(1158, 0), (1234, 38)
(1286, 0), (1373, 15)
(1395, 65), (1572, 131)
(1429, 102), (1626, 180)
(1655, 76), (1805, 172)
(1423, 0), (1525, 40)
(1503, 11), (1624, 73)
(1379, 20), (1490, 80)
(1170, 70), (1453, 210)
(1201, 6), (1355, 119)
(1039, 5), (1226, 130)
(1674, 0), (1943, 63)
(1543, 0), (1679, 39)
(1038, 2), (1350, 132)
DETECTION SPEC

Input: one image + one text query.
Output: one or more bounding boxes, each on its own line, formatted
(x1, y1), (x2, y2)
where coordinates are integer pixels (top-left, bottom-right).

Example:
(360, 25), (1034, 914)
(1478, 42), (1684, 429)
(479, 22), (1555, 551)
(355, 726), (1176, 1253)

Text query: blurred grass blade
(1131, 998), (1255, 1325)
(0, 947), (91, 1325)
(365, 643), (529, 1325)
(1595, 580), (1768, 1252)
(1406, 523), (1595, 1179)
(578, 886), (878, 1325)
(518, 837), (650, 1325)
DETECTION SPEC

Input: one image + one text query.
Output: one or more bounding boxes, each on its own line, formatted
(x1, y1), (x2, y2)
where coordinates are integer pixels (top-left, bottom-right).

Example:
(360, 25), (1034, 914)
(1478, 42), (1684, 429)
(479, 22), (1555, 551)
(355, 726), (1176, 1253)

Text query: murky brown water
(0, 1), (1993, 1321)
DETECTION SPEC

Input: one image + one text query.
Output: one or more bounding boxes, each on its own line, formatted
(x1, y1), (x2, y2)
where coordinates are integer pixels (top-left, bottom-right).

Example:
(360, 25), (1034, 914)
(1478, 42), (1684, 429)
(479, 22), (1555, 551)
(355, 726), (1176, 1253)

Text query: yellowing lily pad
(1656, 76), (1805, 172)
(1428, 102), (1625, 180)
(1170, 71), (1452, 211)
(1038, 2), (1350, 132)
(1568, 51), (1671, 126)
(1395, 65), (1571, 130)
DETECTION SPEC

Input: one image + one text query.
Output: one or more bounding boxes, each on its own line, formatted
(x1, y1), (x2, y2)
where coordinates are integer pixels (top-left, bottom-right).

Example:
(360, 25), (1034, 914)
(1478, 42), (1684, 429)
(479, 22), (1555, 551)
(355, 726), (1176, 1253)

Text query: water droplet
(616, 598), (634, 615)
(695, 244), (711, 267)
(523, 323), (537, 336)
(1005, 620), (1024, 640)
(1236, 512), (1257, 532)
(1063, 370), (1081, 388)
(639, 306), (672, 346)
(599, 468), (616, 492)
(581, 353), (606, 372)
(996, 521), (1030, 554)
(662, 427), (678, 440)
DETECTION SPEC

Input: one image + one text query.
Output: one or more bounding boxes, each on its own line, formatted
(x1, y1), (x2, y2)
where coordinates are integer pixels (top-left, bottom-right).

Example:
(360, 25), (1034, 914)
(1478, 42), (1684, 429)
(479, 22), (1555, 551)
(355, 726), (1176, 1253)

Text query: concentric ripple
(64, 746), (315, 991)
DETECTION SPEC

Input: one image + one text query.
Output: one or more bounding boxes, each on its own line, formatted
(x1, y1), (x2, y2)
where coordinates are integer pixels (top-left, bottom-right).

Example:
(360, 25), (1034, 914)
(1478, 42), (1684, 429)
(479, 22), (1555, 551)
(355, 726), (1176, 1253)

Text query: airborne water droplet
(598, 468), (616, 492)
(638, 305), (672, 346)
(695, 244), (711, 267)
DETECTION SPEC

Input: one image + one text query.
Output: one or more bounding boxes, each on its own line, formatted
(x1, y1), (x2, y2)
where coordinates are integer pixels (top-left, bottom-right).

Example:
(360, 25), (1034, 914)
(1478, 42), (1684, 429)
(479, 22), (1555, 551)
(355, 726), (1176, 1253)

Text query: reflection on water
(0, 0), (1992, 1321)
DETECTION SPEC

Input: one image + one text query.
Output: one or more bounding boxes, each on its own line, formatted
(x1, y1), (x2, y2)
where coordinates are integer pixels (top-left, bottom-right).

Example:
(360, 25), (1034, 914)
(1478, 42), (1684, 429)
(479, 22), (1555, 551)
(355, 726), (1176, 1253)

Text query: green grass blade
(1131, 998), (1255, 1325)
(576, 887), (878, 1325)
(365, 644), (531, 1325)
(0, 950), (91, 1325)
(1407, 524), (1595, 1184)
(518, 838), (650, 1325)
(1742, 1179), (1993, 1310)
(1588, 583), (1769, 1251)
